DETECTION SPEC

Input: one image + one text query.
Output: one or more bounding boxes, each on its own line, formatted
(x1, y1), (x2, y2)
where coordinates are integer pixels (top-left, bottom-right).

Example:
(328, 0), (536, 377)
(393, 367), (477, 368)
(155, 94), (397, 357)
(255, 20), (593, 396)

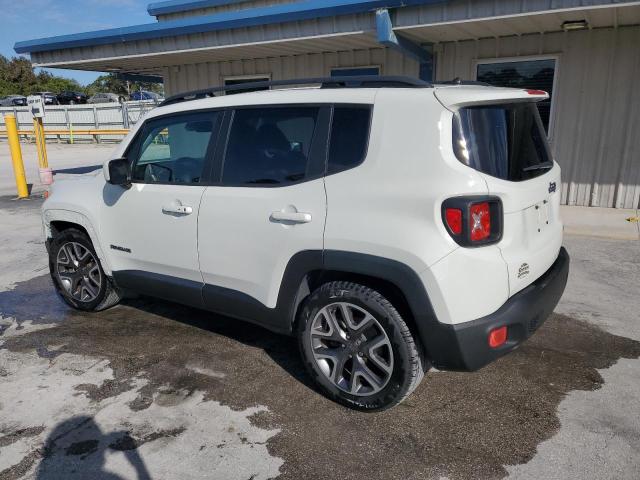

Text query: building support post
(376, 8), (434, 82)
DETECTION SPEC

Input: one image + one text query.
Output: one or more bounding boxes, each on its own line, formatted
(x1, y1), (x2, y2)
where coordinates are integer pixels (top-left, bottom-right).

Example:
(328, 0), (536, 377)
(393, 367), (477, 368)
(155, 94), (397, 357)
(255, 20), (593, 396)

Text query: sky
(0, 0), (153, 85)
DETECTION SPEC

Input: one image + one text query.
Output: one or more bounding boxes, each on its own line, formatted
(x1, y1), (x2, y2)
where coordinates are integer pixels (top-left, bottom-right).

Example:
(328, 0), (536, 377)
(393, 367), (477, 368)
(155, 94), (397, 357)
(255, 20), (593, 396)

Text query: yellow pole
(33, 118), (43, 168)
(33, 118), (49, 168)
(38, 118), (49, 168)
(5, 115), (29, 199)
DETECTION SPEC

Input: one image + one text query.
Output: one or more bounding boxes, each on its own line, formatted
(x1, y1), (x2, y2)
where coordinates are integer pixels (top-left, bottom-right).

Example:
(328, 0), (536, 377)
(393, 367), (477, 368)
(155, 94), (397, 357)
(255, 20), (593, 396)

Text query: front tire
(49, 228), (121, 311)
(298, 281), (426, 411)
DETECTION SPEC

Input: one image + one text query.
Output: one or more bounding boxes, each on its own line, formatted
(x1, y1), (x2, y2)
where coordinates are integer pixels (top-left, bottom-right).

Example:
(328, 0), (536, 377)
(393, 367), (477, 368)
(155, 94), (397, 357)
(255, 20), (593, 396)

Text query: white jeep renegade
(43, 76), (569, 411)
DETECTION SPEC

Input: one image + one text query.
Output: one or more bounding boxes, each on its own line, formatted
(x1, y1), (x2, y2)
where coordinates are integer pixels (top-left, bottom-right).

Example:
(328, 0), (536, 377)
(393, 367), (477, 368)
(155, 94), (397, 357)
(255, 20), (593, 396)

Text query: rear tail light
(441, 196), (503, 247)
(445, 208), (462, 235)
(488, 326), (508, 348)
(526, 89), (548, 96)
(469, 202), (491, 241)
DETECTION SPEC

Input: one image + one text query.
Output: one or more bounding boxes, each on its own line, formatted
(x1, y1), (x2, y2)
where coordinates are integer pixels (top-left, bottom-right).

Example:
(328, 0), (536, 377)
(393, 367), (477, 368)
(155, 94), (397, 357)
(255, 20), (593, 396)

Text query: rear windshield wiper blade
(523, 162), (553, 172)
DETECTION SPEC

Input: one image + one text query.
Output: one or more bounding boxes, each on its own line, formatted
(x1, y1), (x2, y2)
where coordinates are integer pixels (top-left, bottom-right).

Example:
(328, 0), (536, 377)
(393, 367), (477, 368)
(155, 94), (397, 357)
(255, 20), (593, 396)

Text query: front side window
(476, 59), (556, 132)
(131, 111), (219, 184)
(222, 107), (320, 185)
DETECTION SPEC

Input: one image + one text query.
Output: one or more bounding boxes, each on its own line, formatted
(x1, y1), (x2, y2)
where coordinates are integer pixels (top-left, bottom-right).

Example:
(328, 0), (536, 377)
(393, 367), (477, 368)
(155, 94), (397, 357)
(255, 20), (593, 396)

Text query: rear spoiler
(434, 86), (549, 110)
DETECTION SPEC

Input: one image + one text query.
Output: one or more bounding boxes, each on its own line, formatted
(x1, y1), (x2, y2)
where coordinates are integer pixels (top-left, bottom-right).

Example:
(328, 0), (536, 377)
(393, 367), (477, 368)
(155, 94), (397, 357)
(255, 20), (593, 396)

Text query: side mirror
(106, 158), (131, 187)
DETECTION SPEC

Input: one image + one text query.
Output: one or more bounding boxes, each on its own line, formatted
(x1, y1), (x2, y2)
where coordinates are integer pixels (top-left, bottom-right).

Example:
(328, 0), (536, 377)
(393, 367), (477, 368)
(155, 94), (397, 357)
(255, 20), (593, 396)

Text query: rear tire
(298, 281), (425, 411)
(49, 228), (122, 311)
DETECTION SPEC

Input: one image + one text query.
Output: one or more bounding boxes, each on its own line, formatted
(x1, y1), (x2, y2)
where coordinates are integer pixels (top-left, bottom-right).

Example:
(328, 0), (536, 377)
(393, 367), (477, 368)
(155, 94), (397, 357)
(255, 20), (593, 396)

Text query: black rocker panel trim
(112, 270), (205, 309)
(201, 250), (323, 334)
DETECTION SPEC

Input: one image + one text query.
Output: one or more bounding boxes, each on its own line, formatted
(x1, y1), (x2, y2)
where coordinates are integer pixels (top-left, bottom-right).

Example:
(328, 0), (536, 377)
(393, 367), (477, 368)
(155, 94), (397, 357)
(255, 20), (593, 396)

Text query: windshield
(452, 102), (553, 181)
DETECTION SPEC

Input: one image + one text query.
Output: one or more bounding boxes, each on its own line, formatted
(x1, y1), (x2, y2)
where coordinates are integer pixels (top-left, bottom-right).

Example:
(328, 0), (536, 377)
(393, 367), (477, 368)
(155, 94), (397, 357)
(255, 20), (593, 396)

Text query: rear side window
(452, 102), (553, 182)
(222, 107), (320, 185)
(328, 106), (372, 174)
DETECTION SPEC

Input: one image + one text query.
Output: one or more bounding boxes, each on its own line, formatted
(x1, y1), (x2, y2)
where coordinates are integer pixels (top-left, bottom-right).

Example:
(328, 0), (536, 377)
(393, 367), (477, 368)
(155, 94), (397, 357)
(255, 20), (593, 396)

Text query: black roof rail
(160, 75), (431, 106)
(433, 77), (492, 87)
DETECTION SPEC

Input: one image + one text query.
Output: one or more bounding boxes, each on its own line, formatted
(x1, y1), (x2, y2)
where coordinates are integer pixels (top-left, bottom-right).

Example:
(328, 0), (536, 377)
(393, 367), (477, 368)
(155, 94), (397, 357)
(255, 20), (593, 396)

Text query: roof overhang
(25, 31), (381, 75)
(13, 0), (640, 75)
(14, 0), (445, 54)
(395, 1), (640, 43)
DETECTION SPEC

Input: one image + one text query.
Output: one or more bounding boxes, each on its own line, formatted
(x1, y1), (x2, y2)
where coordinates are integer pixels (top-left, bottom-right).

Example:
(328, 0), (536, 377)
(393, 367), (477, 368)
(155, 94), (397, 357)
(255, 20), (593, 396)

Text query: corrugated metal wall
(162, 26), (639, 209)
(436, 26), (640, 209)
(163, 47), (418, 93)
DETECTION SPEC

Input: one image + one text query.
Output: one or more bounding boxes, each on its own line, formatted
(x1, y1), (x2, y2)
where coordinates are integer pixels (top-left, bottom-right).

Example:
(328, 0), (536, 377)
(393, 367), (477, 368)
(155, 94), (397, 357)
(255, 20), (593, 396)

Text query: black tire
(298, 281), (426, 411)
(49, 228), (122, 312)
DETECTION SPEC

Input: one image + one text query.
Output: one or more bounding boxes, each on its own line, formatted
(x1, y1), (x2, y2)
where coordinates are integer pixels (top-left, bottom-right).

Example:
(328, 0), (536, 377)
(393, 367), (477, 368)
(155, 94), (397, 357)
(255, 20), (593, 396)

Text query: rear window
(452, 102), (553, 181)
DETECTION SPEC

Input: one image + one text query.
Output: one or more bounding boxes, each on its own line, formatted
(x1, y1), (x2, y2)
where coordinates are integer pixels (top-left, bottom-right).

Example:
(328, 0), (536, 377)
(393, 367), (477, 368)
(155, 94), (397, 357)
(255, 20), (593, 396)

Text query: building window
(223, 76), (270, 95)
(476, 58), (556, 132)
(331, 67), (380, 77)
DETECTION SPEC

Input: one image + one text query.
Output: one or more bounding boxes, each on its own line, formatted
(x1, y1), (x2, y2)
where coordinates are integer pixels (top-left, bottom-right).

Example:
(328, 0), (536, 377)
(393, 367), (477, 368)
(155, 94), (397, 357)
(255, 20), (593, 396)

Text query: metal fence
(0, 101), (160, 143)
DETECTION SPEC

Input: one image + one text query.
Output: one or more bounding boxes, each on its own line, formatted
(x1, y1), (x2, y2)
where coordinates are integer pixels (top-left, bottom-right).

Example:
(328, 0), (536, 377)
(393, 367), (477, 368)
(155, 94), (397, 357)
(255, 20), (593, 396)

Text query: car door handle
(270, 211), (312, 224)
(162, 203), (193, 215)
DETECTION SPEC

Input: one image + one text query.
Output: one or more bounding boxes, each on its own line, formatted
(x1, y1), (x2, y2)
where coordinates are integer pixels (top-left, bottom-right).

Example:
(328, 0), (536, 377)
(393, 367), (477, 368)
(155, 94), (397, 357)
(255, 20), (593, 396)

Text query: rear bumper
(424, 247), (570, 371)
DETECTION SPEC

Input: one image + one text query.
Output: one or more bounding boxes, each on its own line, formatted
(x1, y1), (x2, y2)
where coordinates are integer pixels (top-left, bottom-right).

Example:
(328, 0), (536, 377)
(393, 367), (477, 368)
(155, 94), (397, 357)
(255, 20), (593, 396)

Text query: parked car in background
(32, 92), (59, 105)
(0, 95), (27, 107)
(57, 91), (88, 105)
(88, 92), (125, 104)
(130, 90), (164, 102)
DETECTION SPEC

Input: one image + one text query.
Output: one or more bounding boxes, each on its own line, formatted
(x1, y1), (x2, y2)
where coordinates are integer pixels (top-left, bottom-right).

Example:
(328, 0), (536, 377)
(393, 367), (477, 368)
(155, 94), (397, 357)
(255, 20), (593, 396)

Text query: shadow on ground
(53, 165), (102, 175)
(1, 274), (640, 480)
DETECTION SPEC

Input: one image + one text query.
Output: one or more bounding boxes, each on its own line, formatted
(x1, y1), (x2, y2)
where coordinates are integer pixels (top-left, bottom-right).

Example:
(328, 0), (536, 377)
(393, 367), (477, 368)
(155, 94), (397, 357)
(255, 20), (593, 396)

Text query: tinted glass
(477, 59), (556, 132)
(452, 103), (553, 182)
(222, 107), (319, 185)
(328, 106), (372, 174)
(131, 111), (218, 184)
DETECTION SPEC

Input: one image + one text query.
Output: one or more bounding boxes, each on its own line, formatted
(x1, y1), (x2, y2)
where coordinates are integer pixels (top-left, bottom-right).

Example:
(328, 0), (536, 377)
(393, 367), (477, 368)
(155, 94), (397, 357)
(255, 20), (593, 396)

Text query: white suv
(43, 76), (569, 411)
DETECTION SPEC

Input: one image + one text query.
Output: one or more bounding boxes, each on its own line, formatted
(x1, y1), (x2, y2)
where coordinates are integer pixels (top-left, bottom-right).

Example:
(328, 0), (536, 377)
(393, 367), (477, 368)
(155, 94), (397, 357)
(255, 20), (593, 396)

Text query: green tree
(0, 56), (163, 99)
(0, 55), (39, 96)
(86, 74), (163, 97)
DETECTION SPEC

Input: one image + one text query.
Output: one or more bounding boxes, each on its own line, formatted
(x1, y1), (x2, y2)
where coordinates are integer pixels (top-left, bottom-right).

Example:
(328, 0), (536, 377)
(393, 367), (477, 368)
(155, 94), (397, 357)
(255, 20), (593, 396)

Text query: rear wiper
(523, 162), (553, 172)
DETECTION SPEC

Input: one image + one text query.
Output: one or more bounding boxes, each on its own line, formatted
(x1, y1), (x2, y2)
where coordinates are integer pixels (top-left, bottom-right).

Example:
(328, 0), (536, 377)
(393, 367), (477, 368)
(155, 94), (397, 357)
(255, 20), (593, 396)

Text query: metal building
(14, 0), (640, 208)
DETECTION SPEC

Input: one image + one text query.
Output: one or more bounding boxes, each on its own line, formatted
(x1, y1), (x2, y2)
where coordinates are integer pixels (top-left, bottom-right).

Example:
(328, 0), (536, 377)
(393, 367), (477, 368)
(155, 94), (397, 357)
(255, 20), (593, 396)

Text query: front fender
(43, 209), (112, 276)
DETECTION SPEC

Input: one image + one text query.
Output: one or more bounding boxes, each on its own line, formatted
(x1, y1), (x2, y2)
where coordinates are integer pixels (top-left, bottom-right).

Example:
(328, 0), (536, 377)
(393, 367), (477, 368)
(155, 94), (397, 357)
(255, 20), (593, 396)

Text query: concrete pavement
(0, 142), (639, 479)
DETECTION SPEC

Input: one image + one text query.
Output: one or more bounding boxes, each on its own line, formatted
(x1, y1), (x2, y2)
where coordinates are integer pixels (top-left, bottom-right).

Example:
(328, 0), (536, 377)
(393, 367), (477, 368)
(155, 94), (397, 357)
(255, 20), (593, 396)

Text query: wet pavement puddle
(1, 274), (639, 480)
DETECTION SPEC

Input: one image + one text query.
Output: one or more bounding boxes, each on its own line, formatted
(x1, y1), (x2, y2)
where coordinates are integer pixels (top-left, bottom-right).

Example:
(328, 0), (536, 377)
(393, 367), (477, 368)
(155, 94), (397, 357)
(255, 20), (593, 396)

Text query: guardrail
(0, 100), (157, 143)
(0, 128), (130, 142)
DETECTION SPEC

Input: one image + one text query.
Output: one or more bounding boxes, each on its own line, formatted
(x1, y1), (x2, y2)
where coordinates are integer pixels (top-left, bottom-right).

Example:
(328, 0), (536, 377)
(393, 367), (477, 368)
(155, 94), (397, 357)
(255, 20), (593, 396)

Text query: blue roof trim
(15, 0), (446, 54)
(148, 0), (255, 17)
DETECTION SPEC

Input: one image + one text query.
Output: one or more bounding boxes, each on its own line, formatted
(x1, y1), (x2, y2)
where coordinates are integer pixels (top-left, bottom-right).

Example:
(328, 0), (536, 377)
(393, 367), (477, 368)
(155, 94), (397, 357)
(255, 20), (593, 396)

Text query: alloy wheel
(56, 242), (102, 302)
(309, 302), (394, 396)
